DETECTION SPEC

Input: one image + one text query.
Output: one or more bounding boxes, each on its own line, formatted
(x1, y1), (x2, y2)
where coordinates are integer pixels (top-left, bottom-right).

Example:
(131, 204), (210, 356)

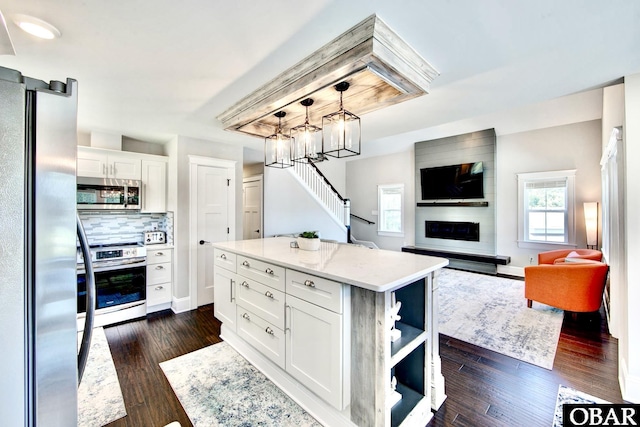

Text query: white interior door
(191, 159), (235, 308)
(243, 175), (263, 240)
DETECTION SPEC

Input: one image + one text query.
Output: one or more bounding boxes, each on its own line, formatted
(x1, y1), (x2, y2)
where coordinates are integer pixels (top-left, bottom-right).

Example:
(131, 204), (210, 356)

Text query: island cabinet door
(285, 294), (345, 410)
(213, 267), (237, 332)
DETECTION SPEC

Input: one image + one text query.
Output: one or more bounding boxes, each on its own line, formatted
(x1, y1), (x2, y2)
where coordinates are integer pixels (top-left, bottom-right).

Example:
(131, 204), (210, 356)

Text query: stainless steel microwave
(77, 177), (141, 210)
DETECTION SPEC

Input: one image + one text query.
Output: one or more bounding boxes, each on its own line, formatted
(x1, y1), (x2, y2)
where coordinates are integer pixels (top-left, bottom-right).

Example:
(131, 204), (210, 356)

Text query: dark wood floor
(103, 304), (623, 427)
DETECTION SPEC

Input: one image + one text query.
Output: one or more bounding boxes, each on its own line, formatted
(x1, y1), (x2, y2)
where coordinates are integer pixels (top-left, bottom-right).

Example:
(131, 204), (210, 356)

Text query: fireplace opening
(425, 221), (480, 242)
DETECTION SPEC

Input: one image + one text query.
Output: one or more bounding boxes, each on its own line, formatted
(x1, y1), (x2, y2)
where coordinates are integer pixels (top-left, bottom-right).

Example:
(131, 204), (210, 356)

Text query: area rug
(438, 268), (564, 369)
(159, 341), (321, 427)
(552, 385), (609, 427)
(77, 327), (127, 426)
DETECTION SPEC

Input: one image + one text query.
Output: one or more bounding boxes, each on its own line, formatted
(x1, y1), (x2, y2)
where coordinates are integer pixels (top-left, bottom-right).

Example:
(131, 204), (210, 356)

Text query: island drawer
(286, 269), (344, 313)
(237, 255), (285, 292)
(214, 249), (237, 273)
(237, 278), (285, 330)
(236, 306), (285, 369)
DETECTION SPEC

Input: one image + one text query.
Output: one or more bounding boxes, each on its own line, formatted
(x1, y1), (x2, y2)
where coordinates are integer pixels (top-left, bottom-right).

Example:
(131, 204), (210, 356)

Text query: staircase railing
(291, 161), (351, 240)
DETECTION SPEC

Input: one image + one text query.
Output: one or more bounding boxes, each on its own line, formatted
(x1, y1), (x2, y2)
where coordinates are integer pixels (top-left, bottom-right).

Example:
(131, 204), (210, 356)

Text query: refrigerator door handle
(76, 213), (96, 385)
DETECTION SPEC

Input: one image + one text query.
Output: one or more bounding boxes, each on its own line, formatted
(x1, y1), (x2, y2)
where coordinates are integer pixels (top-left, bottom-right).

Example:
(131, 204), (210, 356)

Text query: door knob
(255, 229), (260, 233)
(199, 240), (210, 245)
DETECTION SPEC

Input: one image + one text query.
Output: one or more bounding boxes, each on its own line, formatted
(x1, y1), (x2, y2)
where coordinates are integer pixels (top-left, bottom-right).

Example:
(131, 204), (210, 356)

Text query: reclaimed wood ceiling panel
(217, 14), (439, 139)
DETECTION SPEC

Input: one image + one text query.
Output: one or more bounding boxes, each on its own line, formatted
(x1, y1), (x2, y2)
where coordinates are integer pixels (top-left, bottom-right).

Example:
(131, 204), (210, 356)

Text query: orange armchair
(524, 262), (609, 312)
(537, 249), (602, 265)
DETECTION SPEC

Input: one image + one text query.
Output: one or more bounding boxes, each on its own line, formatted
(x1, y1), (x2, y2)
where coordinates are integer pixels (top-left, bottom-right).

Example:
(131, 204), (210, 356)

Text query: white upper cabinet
(141, 159), (167, 213)
(77, 147), (141, 180)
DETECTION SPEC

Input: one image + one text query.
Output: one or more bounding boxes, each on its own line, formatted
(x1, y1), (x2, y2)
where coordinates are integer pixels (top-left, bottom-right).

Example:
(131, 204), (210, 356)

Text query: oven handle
(77, 258), (147, 274)
(77, 213), (96, 386)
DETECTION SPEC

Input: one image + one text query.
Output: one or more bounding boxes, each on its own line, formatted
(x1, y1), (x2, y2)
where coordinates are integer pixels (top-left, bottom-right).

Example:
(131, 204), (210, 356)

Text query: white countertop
(212, 237), (449, 292)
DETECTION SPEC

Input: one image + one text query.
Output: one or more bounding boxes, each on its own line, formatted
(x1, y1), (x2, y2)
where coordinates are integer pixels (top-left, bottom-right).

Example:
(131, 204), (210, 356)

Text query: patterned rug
(160, 341), (321, 427)
(77, 327), (127, 426)
(553, 385), (609, 427)
(438, 268), (564, 369)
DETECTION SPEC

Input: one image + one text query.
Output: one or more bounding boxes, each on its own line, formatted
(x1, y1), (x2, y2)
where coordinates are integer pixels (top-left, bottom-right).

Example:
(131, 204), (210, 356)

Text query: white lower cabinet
(217, 253), (349, 411)
(286, 294), (346, 410)
(237, 306), (285, 369)
(213, 268), (237, 332)
(146, 247), (172, 312)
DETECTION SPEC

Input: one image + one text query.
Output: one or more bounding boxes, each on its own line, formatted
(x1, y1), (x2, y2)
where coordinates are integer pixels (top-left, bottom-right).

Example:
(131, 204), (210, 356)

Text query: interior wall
(346, 149), (415, 251)
(496, 119), (602, 276)
(170, 135), (243, 301)
(621, 72), (640, 403)
(414, 129), (496, 255)
(263, 167), (347, 242)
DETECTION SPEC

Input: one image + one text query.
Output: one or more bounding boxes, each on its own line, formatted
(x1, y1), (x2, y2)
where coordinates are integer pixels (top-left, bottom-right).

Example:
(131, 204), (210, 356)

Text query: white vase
(297, 237), (320, 251)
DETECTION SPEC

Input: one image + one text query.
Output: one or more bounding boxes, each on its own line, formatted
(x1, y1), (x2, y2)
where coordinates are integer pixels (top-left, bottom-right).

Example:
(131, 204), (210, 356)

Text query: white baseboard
(620, 359), (640, 403)
(171, 296), (191, 313)
(497, 265), (524, 277)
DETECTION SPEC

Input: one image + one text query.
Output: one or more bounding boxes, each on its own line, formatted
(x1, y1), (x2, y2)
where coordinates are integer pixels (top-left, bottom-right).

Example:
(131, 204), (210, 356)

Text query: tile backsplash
(79, 211), (174, 246)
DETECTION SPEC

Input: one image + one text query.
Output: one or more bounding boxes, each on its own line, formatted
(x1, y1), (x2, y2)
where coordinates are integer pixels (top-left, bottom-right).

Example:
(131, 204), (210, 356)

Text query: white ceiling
(1, 0), (639, 163)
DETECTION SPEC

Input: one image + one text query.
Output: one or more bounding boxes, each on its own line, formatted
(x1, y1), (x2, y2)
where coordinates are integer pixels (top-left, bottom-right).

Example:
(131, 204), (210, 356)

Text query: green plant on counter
(299, 231), (319, 239)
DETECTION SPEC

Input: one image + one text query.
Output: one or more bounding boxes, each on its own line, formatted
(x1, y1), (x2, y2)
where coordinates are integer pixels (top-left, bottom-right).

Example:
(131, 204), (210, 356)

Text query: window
(378, 184), (404, 236)
(517, 170), (576, 248)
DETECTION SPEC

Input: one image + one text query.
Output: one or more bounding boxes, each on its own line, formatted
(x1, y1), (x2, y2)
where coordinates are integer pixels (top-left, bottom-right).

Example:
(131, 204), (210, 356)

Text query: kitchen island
(212, 237), (448, 427)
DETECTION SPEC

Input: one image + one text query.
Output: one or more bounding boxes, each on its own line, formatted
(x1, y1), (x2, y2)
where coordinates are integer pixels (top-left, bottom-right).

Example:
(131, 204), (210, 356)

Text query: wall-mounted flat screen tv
(420, 162), (484, 200)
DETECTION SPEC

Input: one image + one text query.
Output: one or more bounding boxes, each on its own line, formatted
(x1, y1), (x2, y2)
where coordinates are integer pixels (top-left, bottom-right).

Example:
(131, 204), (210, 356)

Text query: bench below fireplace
(402, 246), (510, 275)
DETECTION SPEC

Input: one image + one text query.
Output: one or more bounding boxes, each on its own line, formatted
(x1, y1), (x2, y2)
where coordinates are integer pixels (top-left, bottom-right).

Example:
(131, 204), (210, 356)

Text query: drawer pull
(155, 252), (164, 256)
(241, 281), (249, 288)
(242, 313), (250, 320)
(242, 260), (250, 267)
(265, 267), (274, 275)
(155, 286), (164, 291)
(265, 326), (274, 335)
(220, 253), (226, 260)
(155, 265), (164, 270)
(265, 290), (274, 299)
(304, 279), (315, 288)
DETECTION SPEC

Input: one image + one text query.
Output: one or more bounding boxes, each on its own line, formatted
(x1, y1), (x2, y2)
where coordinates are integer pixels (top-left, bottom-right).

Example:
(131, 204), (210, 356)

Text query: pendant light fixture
(264, 111), (293, 168)
(322, 82), (361, 158)
(291, 98), (323, 163)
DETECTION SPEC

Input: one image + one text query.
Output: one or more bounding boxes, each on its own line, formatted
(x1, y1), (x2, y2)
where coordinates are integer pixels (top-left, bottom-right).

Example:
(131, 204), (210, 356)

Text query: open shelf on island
(391, 382), (430, 427)
(390, 322), (427, 368)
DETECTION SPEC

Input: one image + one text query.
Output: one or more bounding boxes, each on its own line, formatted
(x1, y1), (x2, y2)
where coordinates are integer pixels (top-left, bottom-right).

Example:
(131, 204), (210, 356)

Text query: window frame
(517, 169), (576, 249)
(377, 183), (404, 237)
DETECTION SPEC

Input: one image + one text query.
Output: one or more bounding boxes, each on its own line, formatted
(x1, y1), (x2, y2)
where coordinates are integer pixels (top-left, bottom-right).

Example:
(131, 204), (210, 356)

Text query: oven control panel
(145, 231), (166, 245)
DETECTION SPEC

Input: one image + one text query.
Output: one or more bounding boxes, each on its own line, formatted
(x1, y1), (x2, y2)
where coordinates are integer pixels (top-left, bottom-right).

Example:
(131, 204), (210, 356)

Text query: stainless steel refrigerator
(0, 66), (94, 426)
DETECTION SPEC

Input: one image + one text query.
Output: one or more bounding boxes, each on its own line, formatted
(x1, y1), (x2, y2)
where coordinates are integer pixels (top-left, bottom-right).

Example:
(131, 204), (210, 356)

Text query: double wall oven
(77, 243), (147, 329)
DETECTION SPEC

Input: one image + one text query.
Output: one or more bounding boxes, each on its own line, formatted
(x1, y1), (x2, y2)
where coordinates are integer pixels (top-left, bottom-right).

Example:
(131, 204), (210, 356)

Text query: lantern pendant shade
(322, 82), (361, 158)
(291, 98), (323, 163)
(265, 111), (294, 168)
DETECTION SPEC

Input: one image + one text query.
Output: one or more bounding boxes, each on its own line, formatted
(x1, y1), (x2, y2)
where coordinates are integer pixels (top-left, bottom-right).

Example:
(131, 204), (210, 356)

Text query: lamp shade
(322, 82), (361, 158)
(265, 111), (293, 169)
(584, 202), (598, 247)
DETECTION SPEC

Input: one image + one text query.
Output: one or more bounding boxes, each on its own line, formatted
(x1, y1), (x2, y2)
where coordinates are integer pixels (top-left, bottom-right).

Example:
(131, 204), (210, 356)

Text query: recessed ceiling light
(13, 14), (61, 39)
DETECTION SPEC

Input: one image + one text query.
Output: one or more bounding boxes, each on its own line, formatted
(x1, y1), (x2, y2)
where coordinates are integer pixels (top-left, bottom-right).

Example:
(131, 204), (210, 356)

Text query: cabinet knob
(155, 286), (163, 291)
(220, 253), (226, 260)
(155, 265), (164, 270)
(265, 290), (273, 299)
(242, 260), (250, 267)
(265, 267), (274, 275)
(155, 252), (164, 256)
(304, 279), (315, 288)
(242, 313), (250, 321)
(241, 281), (249, 288)
(265, 327), (274, 335)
